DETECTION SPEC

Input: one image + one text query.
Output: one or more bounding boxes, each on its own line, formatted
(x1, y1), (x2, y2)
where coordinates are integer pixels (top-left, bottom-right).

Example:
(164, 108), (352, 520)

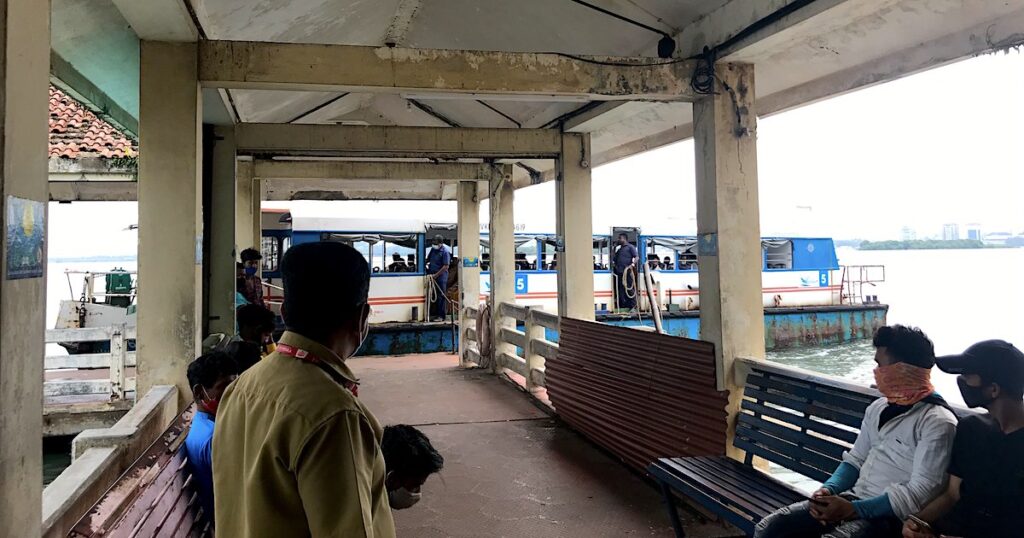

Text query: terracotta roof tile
(49, 86), (137, 160)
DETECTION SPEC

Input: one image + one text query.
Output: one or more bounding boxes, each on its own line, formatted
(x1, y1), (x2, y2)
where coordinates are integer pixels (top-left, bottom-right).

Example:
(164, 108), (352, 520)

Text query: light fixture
(401, 92), (590, 103)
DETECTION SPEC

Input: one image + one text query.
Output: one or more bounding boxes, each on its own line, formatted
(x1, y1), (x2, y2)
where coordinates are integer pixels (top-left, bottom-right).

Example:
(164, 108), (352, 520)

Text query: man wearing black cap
(902, 340), (1024, 538)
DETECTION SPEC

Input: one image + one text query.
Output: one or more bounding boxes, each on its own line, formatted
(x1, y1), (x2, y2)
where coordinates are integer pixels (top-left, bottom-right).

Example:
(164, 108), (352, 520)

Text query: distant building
(983, 232), (1011, 246)
(942, 223), (960, 241)
(966, 223), (982, 241)
(900, 226), (917, 241)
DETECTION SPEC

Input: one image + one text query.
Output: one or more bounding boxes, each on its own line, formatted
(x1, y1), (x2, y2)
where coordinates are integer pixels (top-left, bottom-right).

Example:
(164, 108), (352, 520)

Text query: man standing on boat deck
(612, 233), (638, 311)
(213, 242), (396, 538)
(426, 234), (451, 322)
(755, 325), (957, 538)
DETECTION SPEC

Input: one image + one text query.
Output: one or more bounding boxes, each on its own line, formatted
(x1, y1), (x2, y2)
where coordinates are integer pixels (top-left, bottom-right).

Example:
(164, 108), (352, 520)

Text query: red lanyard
(277, 343), (360, 397)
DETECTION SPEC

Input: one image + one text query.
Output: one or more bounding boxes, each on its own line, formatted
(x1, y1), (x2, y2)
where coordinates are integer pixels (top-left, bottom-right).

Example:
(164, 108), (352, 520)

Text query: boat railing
(65, 270), (137, 304)
(45, 325), (135, 401)
(838, 264), (885, 305)
(495, 302), (558, 390)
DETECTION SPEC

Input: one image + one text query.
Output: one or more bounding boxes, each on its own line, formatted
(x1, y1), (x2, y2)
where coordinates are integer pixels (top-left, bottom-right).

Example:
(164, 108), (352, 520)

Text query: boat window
(645, 237), (698, 271)
(644, 240), (676, 270)
(382, 238), (420, 273)
(764, 239), (794, 269)
(515, 238), (538, 271)
(261, 236), (279, 272)
(593, 237), (610, 270)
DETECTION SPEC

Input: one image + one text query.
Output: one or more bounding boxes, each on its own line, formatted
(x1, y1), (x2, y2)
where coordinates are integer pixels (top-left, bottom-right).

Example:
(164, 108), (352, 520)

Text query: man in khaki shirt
(213, 242), (396, 537)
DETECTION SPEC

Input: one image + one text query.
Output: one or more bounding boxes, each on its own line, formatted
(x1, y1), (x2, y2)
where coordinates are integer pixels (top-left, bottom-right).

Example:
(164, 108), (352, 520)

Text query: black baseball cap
(936, 340), (1024, 394)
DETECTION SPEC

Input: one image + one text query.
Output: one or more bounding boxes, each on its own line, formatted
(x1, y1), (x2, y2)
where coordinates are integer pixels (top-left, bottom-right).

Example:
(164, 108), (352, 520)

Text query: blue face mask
(244, 266), (257, 276)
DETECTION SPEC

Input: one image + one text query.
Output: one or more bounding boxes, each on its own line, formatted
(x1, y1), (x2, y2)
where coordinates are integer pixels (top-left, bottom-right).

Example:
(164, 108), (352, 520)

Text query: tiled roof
(49, 86), (137, 159)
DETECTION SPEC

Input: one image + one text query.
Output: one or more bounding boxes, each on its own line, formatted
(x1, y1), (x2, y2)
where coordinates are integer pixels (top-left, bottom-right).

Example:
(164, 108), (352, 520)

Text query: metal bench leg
(658, 481), (686, 538)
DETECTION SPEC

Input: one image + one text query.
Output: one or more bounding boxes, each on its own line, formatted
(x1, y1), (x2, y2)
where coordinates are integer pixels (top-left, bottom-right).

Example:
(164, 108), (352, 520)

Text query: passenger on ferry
(662, 256), (674, 270)
(515, 252), (530, 270)
(234, 303), (277, 356)
(755, 325), (957, 538)
(593, 256), (602, 270)
(647, 254), (661, 271)
(426, 235), (451, 321)
(480, 252), (490, 271)
(184, 351), (238, 523)
(387, 252), (407, 272)
(406, 253), (416, 272)
(381, 424), (444, 510)
(612, 233), (638, 310)
(902, 340), (1024, 538)
(213, 242), (396, 538)
(239, 248), (265, 307)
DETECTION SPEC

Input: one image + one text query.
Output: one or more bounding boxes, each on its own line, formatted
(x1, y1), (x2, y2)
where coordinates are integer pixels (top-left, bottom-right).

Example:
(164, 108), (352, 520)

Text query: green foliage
(859, 239), (991, 250)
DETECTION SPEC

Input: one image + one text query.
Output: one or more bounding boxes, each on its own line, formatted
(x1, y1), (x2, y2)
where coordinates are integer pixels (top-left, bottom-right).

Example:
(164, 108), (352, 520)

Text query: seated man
(235, 303), (277, 356)
(755, 325), (957, 538)
(902, 340), (1024, 538)
(381, 425), (445, 510)
(647, 254), (661, 270)
(224, 340), (264, 374)
(662, 256), (674, 270)
(387, 253), (407, 272)
(185, 351), (238, 521)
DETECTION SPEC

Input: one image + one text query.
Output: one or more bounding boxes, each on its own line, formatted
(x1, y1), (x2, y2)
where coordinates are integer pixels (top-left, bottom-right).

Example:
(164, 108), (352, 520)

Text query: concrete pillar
(693, 63), (765, 453)
(488, 165), (515, 374)
(251, 174), (262, 254)
(138, 41), (202, 409)
(235, 159), (255, 257)
(456, 181), (481, 367)
(208, 126), (236, 335)
(0, 0), (50, 532)
(556, 132), (595, 321)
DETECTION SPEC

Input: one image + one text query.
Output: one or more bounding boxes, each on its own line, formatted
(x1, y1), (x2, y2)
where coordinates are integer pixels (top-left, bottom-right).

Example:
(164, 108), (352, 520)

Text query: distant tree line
(859, 239), (990, 250)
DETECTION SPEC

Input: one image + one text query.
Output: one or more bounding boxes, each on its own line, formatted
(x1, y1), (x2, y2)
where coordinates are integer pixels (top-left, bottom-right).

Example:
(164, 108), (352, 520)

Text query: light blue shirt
(185, 410), (216, 519)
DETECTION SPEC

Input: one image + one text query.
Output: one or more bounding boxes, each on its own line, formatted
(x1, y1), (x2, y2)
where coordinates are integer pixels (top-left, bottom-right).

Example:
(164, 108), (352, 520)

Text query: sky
(47, 51), (1024, 258)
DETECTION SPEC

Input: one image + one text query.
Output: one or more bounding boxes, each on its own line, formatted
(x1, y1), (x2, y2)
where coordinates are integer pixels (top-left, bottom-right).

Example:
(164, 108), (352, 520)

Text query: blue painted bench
(648, 359), (879, 537)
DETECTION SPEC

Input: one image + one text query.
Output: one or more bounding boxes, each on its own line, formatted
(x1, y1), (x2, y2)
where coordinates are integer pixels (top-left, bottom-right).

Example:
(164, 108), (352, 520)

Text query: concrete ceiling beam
(49, 181), (138, 202)
(265, 179), (445, 201)
(111, 0), (198, 41)
(50, 52), (139, 138)
(235, 124), (563, 159)
(199, 40), (697, 101)
(254, 160), (495, 181)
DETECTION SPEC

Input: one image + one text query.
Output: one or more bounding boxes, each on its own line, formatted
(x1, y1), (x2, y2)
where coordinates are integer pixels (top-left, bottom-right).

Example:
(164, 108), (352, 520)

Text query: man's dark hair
(872, 325), (935, 369)
(282, 242), (370, 340)
(392, 253), (402, 261)
(240, 248), (262, 262)
(224, 341), (263, 373)
(382, 424), (444, 480)
(237, 304), (276, 332)
(187, 351), (238, 393)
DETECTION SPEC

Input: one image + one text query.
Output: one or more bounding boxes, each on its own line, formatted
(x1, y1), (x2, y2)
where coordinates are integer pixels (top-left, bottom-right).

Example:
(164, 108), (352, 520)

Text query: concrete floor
(349, 353), (738, 538)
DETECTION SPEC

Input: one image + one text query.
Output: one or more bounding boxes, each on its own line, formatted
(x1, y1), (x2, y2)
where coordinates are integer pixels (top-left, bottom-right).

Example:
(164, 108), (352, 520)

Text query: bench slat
(650, 460), (762, 534)
(734, 437), (834, 483)
(736, 423), (841, 478)
(744, 386), (865, 429)
(658, 457), (777, 519)
(679, 457), (801, 511)
(747, 371), (876, 413)
(738, 412), (849, 461)
(742, 400), (859, 445)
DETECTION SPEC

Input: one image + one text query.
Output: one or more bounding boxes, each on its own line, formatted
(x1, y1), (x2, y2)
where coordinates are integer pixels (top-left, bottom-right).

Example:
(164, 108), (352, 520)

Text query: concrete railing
(496, 302), (559, 390)
(41, 385), (178, 538)
(45, 325), (135, 400)
(461, 305), (481, 365)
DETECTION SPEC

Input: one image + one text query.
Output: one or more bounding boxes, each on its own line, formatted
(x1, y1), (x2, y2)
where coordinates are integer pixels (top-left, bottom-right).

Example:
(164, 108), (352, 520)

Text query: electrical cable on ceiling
(566, 0), (676, 58)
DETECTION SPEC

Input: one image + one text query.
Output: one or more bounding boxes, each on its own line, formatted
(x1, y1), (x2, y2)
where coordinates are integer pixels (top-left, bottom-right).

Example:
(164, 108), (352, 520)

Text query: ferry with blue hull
(260, 209), (888, 355)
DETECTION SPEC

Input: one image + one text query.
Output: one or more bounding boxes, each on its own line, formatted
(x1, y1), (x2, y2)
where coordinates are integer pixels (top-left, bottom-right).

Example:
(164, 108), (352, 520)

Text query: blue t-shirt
(612, 243), (638, 273)
(185, 410), (216, 519)
(427, 245), (452, 274)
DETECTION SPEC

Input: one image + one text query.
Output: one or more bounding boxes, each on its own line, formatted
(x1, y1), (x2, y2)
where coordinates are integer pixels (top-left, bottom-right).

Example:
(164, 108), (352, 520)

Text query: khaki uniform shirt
(212, 331), (396, 538)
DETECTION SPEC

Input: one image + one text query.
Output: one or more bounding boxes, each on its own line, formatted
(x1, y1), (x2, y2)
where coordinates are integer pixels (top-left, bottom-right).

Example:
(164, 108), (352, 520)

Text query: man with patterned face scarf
(755, 325), (957, 538)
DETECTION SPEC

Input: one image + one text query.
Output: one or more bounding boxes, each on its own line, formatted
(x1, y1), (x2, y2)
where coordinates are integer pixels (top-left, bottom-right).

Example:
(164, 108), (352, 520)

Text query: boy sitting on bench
(755, 325), (957, 538)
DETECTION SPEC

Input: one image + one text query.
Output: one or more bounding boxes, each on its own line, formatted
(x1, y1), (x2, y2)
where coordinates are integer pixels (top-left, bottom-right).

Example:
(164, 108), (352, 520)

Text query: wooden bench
(648, 359), (880, 537)
(69, 406), (212, 537)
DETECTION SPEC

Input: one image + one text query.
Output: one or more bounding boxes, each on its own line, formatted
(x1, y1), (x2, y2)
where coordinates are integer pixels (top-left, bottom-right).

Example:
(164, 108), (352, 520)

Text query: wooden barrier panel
(546, 318), (729, 472)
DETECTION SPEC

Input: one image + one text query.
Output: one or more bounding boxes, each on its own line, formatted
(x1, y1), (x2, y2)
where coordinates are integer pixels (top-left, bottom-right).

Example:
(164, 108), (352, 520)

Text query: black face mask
(957, 376), (995, 408)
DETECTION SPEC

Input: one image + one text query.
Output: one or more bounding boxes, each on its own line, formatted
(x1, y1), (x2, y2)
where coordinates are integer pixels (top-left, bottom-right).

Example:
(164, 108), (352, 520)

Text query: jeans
(754, 500), (902, 538)
(431, 272), (448, 319)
